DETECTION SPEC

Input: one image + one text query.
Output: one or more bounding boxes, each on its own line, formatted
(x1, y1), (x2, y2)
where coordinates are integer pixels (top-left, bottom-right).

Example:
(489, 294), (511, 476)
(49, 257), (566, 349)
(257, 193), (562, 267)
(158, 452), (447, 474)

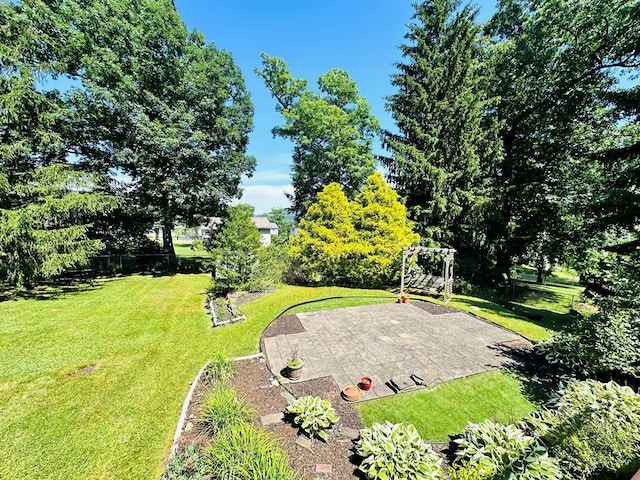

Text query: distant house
(198, 216), (278, 246)
(253, 216), (277, 246)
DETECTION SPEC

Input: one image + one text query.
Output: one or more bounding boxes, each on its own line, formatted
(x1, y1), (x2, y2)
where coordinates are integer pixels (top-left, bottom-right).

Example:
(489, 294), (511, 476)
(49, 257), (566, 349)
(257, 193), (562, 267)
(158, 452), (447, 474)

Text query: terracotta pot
(360, 377), (372, 391)
(342, 384), (361, 402)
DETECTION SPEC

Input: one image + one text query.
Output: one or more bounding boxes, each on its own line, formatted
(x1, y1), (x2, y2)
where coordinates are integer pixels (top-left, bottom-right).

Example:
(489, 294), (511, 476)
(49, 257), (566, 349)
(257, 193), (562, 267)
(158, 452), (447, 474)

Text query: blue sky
(173, 1), (497, 214)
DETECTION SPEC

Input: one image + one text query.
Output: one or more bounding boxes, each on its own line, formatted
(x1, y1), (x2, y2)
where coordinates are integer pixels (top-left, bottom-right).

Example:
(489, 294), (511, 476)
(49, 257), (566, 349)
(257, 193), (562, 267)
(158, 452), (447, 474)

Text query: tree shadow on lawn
(504, 302), (575, 333)
(492, 342), (555, 406)
(451, 295), (572, 334)
(0, 276), (111, 302)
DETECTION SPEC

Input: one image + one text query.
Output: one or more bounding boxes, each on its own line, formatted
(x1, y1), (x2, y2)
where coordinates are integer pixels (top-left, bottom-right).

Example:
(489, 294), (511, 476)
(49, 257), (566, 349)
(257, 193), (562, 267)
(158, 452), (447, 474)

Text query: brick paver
(262, 302), (528, 400)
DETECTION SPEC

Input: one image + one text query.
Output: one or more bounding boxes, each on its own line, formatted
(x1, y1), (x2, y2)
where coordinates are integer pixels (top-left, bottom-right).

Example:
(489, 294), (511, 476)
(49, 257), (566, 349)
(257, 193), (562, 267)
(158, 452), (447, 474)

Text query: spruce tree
(381, 0), (501, 253)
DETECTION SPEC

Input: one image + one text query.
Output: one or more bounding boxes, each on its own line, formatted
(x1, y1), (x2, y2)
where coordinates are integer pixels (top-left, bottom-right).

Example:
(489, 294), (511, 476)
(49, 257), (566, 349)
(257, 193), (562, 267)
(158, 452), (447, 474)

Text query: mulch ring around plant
(230, 357), (367, 479)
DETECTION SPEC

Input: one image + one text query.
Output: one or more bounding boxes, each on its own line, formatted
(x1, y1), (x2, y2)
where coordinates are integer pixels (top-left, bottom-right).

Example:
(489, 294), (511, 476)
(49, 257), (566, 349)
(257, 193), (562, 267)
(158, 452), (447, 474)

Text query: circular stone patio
(262, 301), (532, 400)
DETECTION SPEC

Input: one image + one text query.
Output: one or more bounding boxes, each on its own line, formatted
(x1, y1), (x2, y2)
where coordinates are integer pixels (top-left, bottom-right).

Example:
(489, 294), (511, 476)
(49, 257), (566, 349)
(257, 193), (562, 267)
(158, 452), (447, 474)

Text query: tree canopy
(257, 54), (379, 220)
(0, 0), (255, 290)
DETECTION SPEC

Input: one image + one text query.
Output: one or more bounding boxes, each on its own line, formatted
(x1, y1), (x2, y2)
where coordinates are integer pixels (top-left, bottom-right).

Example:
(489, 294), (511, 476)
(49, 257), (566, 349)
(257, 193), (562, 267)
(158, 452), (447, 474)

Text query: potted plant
(398, 293), (410, 304)
(360, 377), (372, 391)
(286, 349), (304, 380)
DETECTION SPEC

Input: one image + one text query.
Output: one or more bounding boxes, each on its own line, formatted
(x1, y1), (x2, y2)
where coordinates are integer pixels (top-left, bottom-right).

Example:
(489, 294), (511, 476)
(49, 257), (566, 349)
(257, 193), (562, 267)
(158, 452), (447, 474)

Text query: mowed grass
(355, 369), (548, 442)
(0, 277), (392, 479)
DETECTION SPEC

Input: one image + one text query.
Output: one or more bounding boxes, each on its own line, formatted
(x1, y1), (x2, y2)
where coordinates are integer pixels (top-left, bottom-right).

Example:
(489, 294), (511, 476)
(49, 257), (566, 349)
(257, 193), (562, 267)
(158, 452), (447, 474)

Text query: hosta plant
(526, 380), (640, 479)
(453, 420), (560, 480)
(286, 395), (340, 441)
(355, 421), (444, 480)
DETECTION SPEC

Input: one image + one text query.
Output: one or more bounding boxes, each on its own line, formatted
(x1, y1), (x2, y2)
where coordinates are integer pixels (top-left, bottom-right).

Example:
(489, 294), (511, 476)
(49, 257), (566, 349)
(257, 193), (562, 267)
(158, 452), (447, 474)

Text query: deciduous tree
(257, 54), (379, 220)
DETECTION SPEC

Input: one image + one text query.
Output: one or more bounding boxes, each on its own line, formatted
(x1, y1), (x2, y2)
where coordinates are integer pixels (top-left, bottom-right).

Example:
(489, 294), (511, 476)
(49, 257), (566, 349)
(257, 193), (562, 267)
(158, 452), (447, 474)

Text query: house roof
(252, 216), (273, 230)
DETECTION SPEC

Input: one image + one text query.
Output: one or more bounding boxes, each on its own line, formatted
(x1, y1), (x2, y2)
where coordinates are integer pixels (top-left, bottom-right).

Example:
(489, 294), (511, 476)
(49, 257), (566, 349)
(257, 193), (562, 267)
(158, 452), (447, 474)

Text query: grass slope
(355, 369), (547, 442)
(0, 278), (392, 479)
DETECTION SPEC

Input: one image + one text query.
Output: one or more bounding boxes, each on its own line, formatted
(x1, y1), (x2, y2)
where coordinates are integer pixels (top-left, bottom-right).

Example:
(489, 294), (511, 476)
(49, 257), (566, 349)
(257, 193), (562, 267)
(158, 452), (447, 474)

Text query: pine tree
(381, 0), (501, 252)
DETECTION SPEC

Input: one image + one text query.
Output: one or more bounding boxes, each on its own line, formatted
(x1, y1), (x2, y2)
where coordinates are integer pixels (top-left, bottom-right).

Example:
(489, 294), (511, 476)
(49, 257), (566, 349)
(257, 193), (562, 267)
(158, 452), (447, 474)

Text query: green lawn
(355, 369), (548, 442)
(173, 241), (211, 259)
(0, 277), (392, 479)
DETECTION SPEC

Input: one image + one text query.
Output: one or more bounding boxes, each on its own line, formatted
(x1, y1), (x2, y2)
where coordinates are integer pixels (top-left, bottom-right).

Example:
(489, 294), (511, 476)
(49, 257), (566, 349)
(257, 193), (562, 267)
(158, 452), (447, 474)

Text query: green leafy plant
(202, 353), (233, 384)
(526, 380), (640, 479)
(198, 384), (254, 437)
(286, 395), (339, 441)
(202, 423), (297, 480)
(286, 348), (304, 368)
(162, 445), (206, 480)
(355, 421), (444, 479)
(453, 420), (560, 480)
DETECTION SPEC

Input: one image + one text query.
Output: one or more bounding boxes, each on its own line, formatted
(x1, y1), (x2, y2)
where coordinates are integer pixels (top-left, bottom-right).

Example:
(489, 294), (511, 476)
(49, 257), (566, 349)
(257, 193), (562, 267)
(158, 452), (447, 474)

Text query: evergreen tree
(381, 0), (501, 255)
(289, 174), (419, 287)
(0, 1), (119, 288)
(208, 204), (262, 291)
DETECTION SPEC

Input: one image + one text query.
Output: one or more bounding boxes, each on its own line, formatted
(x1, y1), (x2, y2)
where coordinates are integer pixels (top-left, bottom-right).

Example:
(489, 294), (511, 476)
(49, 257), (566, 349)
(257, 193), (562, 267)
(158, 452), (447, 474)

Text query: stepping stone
(260, 412), (284, 425)
(411, 372), (439, 386)
(388, 376), (421, 393)
(339, 426), (360, 439)
(296, 436), (313, 450)
(315, 464), (332, 474)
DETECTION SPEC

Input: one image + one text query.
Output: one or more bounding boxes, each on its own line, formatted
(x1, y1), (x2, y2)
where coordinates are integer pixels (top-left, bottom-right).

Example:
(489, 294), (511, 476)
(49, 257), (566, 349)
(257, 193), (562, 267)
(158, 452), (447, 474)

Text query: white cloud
(234, 184), (293, 213)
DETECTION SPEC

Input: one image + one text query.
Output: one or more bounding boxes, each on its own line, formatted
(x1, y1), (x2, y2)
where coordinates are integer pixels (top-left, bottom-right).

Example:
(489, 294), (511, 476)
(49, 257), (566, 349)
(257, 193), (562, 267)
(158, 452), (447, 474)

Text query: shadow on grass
(0, 277), (107, 302)
(505, 302), (574, 333)
(492, 343), (555, 406)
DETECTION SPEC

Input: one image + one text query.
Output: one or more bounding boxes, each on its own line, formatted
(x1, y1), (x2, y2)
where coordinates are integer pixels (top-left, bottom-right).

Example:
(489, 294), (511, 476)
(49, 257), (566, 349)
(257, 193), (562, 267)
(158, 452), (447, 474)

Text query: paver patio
(262, 302), (529, 400)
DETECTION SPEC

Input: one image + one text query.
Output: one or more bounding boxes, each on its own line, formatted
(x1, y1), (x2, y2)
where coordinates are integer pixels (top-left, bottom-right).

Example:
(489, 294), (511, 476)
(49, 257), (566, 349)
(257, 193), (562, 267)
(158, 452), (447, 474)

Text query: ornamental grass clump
(198, 384), (254, 437)
(355, 421), (444, 480)
(286, 395), (340, 441)
(453, 420), (560, 480)
(202, 423), (297, 480)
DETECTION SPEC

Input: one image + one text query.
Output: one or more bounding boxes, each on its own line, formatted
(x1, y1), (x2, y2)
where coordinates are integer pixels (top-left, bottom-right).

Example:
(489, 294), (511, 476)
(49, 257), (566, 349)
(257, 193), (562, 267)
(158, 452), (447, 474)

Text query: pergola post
(400, 247), (408, 296)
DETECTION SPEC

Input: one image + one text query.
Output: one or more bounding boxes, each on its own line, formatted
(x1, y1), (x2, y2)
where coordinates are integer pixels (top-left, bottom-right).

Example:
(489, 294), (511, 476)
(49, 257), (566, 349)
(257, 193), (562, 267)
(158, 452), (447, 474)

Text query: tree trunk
(162, 221), (175, 256)
(536, 268), (545, 284)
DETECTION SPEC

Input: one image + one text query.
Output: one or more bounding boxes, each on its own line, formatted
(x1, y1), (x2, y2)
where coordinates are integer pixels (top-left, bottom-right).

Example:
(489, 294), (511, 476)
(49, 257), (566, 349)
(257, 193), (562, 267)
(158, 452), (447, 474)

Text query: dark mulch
(412, 299), (460, 315)
(231, 358), (365, 479)
(263, 314), (306, 338)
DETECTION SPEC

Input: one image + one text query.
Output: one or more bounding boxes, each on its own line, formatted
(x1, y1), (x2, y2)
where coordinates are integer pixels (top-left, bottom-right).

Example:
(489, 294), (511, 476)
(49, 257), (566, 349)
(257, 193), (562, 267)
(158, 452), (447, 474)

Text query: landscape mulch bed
(231, 358), (366, 479)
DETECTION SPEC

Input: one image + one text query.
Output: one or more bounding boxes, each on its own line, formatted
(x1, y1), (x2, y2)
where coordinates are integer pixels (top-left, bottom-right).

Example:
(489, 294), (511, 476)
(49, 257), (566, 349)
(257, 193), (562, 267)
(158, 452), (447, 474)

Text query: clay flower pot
(342, 384), (361, 402)
(360, 377), (372, 391)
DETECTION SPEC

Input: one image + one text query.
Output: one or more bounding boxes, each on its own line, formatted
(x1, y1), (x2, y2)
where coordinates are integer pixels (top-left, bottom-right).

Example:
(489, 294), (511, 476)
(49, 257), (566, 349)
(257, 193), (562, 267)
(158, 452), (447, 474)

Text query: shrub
(355, 421), (444, 480)
(202, 423), (297, 480)
(198, 384), (254, 437)
(537, 310), (639, 377)
(526, 380), (640, 479)
(202, 353), (233, 385)
(161, 445), (206, 480)
(453, 420), (560, 479)
(286, 395), (340, 441)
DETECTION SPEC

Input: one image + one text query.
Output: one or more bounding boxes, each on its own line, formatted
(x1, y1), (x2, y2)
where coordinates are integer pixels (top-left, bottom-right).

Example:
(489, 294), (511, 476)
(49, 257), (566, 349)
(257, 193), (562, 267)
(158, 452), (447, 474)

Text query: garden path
(262, 302), (530, 401)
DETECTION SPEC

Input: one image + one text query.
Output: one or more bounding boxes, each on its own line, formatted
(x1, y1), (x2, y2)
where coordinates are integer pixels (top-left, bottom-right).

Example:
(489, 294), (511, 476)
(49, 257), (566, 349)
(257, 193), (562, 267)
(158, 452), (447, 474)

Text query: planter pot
(360, 377), (372, 391)
(286, 358), (304, 380)
(342, 384), (361, 402)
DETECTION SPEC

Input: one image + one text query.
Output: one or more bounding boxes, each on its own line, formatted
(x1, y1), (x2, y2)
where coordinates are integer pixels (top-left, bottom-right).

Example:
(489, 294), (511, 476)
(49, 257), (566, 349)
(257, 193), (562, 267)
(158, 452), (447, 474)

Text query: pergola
(400, 246), (457, 302)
